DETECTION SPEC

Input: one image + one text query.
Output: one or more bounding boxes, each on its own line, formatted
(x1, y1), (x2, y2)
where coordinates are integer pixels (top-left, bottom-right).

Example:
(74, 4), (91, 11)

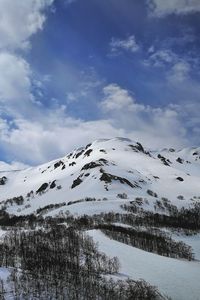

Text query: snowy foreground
(89, 230), (200, 300)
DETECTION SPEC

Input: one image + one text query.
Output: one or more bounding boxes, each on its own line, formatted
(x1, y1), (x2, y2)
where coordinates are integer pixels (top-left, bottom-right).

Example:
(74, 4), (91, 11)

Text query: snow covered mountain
(0, 137), (200, 217)
(1, 137), (200, 300)
(0, 138), (200, 215)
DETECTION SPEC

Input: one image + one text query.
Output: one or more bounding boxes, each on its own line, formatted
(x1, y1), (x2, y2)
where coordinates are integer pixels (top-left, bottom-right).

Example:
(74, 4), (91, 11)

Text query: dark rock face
(176, 157), (184, 164)
(81, 159), (109, 171)
(176, 177), (184, 182)
(85, 143), (92, 149)
(100, 172), (137, 188)
(157, 154), (171, 166)
(129, 143), (150, 156)
(0, 176), (7, 185)
(69, 162), (76, 167)
(100, 149), (107, 153)
(71, 177), (83, 189)
(36, 183), (49, 194)
(147, 189), (158, 198)
(75, 149), (84, 159)
(54, 160), (64, 169)
(84, 149), (93, 157)
(81, 161), (101, 171)
(193, 151), (198, 156)
(50, 180), (56, 189)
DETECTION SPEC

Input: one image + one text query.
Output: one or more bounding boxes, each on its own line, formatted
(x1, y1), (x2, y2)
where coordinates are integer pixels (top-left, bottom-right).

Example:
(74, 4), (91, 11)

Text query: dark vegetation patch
(122, 202), (200, 231)
(1, 195), (24, 208)
(99, 224), (193, 260)
(69, 161), (76, 167)
(67, 197), (103, 206)
(36, 202), (66, 215)
(0, 202), (199, 264)
(0, 225), (161, 300)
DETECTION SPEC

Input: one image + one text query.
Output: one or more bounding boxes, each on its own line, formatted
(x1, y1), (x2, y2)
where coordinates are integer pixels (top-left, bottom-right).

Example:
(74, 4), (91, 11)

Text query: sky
(0, 0), (200, 165)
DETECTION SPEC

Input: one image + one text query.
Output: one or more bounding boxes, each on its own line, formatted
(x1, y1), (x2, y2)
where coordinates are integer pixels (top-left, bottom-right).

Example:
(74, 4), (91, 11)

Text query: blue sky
(0, 0), (200, 165)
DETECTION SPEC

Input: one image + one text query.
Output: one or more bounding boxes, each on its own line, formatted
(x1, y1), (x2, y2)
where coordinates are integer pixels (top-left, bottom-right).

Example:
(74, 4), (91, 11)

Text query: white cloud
(0, 1), (54, 118)
(0, 82), (196, 164)
(145, 49), (176, 67)
(0, 52), (46, 119)
(0, 0), (53, 50)
(100, 84), (188, 149)
(144, 47), (194, 83)
(110, 35), (140, 55)
(0, 52), (31, 101)
(0, 116), (124, 164)
(101, 84), (142, 112)
(0, 1), (198, 165)
(148, 0), (200, 17)
(167, 61), (191, 83)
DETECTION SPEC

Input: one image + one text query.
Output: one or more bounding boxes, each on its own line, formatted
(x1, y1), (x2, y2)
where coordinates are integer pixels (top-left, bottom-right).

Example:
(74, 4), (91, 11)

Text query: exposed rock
(54, 160), (64, 169)
(147, 189), (158, 198)
(157, 154), (171, 166)
(81, 161), (101, 171)
(85, 143), (92, 149)
(75, 149), (84, 159)
(176, 177), (184, 182)
(71, 177), (83, 189)
(50, 180), (56, 189)
(100, 172), (137, 188)
(0, 176), (7, 185)
(84, 149), (93, 157)
(176, 157), (184, 164)
(100, 149), (107, 153)
(36, 183), (49, 194)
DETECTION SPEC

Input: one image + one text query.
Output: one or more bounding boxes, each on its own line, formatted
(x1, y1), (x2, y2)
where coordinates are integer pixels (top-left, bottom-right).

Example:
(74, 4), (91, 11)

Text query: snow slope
(88, 230), (200, 300)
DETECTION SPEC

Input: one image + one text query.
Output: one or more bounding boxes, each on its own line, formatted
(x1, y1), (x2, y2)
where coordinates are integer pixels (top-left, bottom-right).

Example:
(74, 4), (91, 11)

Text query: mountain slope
(0, 137), (200, 217)
(1, 137), (200, 300)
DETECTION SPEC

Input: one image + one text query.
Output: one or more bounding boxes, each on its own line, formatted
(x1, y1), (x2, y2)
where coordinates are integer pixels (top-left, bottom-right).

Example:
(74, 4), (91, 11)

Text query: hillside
(0, 137), (200, 217)
(0, 137), (200, 300)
